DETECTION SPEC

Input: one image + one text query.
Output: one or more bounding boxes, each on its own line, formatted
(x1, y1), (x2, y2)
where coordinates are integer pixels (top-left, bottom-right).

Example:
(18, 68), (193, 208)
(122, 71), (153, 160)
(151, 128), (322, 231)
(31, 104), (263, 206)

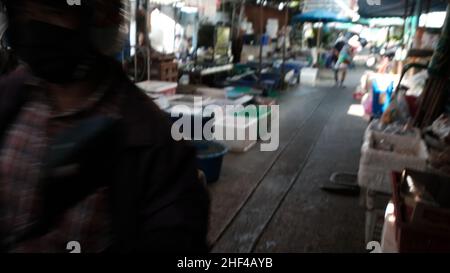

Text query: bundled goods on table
(364, 119), (419, 141)
(225, 68), (283, 92)
(412, 27), (441, 51)
(240, 44), (274, 63)
(132, 61), (281, 183)
(380, 71), (428, 125)
(357, 66), (430, 193)
(150, 60), (179, 82)
(357, 65), (448, 251)
(356, 70), (426, 121)
(228, 61), (304, 90)
(357, 72), (398, 118)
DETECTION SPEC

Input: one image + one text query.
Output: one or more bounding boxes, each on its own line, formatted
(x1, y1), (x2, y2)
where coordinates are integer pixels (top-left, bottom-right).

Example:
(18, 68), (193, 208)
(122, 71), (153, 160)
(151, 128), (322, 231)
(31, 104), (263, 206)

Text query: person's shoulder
(0, 66), (32, 129)
(0, 66), (32, 104)
(117, 78), (173, 147)
(0, 66), (31, 88)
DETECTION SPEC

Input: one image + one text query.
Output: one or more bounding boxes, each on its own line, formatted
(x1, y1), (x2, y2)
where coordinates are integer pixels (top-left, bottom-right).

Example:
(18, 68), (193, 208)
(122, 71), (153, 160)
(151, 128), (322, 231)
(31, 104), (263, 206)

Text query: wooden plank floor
(208, 68), (367, 253)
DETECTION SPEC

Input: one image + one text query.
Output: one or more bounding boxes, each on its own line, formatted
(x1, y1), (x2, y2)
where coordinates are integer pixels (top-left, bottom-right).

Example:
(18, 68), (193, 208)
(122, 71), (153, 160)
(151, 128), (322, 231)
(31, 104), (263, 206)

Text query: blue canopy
(291, 9), (352, 24)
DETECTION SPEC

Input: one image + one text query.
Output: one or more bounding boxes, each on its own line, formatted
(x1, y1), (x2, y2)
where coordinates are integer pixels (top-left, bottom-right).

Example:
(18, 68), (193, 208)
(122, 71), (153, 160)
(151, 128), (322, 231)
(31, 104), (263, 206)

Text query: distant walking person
(333, 35), (359, 88)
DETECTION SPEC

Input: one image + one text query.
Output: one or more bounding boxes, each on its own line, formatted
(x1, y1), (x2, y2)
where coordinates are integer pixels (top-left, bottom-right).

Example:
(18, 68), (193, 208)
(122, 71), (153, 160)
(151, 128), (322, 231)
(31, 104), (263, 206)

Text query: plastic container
(233, 64), (252, 75)
(214, 115), (258, 152)
(358, 130), (428, 193)
(260, 72), (281, 89)
(179, 74), (190, 85)
(136, 80), (178, 96)
(300, 68), (318, 86)
(225, 86), (252, 99)
(229, 72), (281, 90)
(274, 61), (305, 83)
(234, 106), (272, 139)
(193, 140), (228, 183)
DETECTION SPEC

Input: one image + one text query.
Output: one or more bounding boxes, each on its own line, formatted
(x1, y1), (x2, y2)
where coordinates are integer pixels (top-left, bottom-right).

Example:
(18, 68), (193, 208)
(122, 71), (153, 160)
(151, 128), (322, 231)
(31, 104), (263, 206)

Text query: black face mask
(9, 20), (93, 84)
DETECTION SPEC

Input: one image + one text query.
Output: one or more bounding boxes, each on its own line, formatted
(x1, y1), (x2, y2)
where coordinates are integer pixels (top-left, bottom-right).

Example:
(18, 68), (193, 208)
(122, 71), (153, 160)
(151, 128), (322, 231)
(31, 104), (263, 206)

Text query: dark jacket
(0, 60), (210, 253)
(0, 48), (18, 76)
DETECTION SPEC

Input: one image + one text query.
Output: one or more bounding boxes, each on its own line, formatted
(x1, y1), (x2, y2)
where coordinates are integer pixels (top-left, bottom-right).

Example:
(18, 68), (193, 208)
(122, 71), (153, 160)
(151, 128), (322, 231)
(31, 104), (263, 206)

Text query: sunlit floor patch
(347, 104), (366, 118)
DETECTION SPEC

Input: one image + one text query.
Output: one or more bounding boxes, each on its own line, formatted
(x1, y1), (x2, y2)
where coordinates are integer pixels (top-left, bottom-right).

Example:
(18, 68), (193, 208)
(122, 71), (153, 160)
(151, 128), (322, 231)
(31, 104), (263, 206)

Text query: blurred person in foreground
(0, 0), (209, 253)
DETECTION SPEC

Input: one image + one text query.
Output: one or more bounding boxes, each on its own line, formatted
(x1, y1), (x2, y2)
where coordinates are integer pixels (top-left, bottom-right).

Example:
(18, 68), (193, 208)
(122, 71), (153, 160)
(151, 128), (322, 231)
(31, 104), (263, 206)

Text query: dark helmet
(0, 0), (129, 55)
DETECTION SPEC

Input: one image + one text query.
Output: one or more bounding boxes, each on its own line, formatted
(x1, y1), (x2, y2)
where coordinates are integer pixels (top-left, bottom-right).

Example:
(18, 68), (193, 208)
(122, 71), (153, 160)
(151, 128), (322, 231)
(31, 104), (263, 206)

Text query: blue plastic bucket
(192, 140), (228, 183)
(260, 34), (270, 45)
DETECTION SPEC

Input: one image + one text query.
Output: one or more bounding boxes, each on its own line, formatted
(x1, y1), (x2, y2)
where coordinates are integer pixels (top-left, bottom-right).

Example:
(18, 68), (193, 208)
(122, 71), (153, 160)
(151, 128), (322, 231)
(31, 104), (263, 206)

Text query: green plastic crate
(233, 106), (272, 138)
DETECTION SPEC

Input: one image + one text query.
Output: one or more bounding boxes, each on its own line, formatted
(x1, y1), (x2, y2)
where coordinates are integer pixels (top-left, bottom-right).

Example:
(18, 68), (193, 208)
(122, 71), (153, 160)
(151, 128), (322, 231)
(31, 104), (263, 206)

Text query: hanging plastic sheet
(358, 0), (447, 18)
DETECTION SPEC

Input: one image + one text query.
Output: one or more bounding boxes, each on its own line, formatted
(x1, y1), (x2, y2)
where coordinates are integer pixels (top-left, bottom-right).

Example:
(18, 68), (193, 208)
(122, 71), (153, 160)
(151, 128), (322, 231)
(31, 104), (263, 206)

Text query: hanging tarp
(303, 0), (355, 13)
(428, 5), (450, 77)
(291, 9), (352, 23)
(367, 17), (405, 27)
(357, 0), (448, 18)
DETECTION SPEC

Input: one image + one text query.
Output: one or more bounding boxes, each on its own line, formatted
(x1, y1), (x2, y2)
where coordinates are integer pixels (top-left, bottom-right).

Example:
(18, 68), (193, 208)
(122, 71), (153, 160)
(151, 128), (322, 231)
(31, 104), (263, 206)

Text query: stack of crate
(150, 58), (178, 82)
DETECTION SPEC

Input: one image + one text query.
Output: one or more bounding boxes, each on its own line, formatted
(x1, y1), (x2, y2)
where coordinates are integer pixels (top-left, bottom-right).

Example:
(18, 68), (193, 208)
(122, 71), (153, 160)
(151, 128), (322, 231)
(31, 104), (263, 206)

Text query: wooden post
(259, 3), (264, 79)
(414, 5), (450, 128)
(147, 47), (151, 81)
(281, 2), (289, 89)
(146, 2), (151, 81)
(425, 0), (431, 14)
(316, 22), (322, 66)
(134, 46), (138, 82)
(402, 0), (409, 45)
(173, 7), (178, 54)
(231, 2), (236, 39)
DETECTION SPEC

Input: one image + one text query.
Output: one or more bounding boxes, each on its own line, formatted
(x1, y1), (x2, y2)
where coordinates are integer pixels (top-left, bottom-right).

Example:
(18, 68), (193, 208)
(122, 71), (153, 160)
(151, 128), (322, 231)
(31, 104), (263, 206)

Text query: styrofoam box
(136, 80), (178, 96)
(300, 68), (318, 86)
(358, 130), (429, 194)
(214, 115), (258, 153)
(197, 87), (227, 99)
(364, 119), (421, 143)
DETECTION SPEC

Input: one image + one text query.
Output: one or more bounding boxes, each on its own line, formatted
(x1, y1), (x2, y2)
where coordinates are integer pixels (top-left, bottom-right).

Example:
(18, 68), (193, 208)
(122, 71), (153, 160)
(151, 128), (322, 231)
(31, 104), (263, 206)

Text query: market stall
(353, 0), (450, 252)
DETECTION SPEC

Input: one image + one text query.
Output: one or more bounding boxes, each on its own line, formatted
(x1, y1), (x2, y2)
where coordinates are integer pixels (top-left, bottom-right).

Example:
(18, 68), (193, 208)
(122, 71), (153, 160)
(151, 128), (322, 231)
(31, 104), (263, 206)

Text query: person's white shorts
(334, 62), (348, 70)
